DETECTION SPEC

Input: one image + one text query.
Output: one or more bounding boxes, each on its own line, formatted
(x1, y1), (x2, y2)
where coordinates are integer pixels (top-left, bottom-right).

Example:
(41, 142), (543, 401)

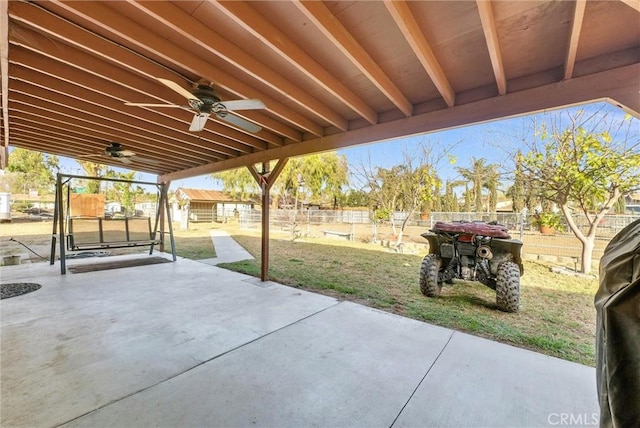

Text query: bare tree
(356, 140), (452, 245)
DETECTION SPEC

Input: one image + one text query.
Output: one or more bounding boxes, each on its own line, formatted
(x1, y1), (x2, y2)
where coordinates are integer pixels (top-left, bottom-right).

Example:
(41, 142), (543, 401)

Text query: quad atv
(419, 221), (523, 312)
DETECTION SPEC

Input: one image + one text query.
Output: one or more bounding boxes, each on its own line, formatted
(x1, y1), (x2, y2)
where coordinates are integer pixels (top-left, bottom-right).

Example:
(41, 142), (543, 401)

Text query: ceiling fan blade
(190, 113), (210, 132)
(118, 157), (133, 165)
(117, 150), (136, 157)
(217, 112), (262, 133)
(125, 102), (184, 108)
(157, 78), (200, 101)
(221, 99), (265, 111)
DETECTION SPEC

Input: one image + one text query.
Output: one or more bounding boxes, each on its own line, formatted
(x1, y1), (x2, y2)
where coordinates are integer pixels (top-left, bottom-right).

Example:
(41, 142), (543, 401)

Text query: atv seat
(430, 221), (511, 239)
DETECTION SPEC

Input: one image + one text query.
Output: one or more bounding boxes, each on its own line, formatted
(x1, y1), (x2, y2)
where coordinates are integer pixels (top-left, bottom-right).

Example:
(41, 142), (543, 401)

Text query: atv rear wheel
(496, 261), (520, 312)
(420, 254), (443, 297)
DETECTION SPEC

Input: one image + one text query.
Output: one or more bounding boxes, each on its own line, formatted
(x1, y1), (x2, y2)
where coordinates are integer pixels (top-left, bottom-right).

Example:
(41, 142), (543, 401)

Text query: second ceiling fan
(126, 78), (265, 133)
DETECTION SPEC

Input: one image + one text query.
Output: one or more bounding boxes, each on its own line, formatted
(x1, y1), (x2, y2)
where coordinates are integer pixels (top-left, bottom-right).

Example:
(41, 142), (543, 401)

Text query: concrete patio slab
(1, 255), (337, 427)
(394, 332), (599, 427)
(1, 253), (599, 428)
(63, 302), (454, 428)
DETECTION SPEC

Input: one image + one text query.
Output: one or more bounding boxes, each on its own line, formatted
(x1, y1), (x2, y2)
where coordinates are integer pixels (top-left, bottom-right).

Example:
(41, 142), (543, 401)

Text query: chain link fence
(236, 209), (638, 263)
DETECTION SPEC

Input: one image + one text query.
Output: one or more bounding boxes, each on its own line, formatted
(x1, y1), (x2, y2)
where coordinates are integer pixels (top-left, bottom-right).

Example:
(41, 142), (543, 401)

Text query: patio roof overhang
(1, 0), (638, 181)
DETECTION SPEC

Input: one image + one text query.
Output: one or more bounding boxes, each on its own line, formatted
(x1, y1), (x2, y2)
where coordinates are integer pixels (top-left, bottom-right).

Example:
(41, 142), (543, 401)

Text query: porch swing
(49, 173), (177, 274)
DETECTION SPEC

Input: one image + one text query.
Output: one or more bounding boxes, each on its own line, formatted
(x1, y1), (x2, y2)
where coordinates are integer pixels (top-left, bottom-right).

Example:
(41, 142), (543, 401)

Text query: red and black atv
(420, 221), (524, 312)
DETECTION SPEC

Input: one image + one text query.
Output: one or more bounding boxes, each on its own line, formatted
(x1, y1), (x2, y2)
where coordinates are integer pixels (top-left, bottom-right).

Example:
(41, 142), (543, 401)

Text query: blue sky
(56, 101), (636, 191)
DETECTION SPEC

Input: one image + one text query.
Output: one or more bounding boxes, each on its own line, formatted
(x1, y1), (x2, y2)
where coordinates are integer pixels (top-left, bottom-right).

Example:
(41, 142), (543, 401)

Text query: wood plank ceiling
(1, 1), (639, 183)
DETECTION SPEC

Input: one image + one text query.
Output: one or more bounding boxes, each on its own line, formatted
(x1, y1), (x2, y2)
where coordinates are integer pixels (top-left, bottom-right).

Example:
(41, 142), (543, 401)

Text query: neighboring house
(625, 190), (640, 215)
(134, 202), (157, 217)
(105, 202), (122, 214)
(11, 193), (56, 211)
(174, 188), (257, 223)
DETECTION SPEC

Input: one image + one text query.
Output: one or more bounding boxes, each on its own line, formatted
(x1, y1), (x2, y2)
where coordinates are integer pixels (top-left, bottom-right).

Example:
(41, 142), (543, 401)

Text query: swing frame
(50, 173), (177, 274)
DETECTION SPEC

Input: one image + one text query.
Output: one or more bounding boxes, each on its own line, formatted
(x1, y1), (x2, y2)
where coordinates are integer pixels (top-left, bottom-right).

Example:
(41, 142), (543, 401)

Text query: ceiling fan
(125, 78), (265, 133)
(79, 142), (158, 165)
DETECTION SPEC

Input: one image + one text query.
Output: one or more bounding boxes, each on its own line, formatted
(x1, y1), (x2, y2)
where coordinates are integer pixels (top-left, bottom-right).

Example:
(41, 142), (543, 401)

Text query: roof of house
(175, 188), (253, 204)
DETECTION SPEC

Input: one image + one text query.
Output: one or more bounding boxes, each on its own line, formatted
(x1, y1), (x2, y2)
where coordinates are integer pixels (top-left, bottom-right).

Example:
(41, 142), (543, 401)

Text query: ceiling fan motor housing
(192, 85), (224, 113)
(106, 143), (122, 153)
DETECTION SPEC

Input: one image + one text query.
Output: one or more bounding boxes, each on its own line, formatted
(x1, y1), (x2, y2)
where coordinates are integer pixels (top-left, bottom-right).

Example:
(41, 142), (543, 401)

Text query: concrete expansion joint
(389, 330), (456, 427)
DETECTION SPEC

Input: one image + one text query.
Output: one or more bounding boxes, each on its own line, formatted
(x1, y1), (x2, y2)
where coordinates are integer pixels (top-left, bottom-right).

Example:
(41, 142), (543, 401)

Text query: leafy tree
(431, 180), (442, 212)
(395, 158), (439, 244)
(6, 148), (59, 194)
(443, 180), (459, 212)
(613, 196), (626, 214)
(281, 153), (348, 208)
(360, 164), (404, 235)
(105, 170), (142, 214)
(463, 185), (472, 212)
(78, 161), (108, 194)
(359, 141), (445, 244)
(212, 167), (260, 200)
(484, 165), (500, 212)
(521, 109), (639, 274)
(340, 189), (371, 207)
(212, 152), (348, 209)
(456, 157), (499, 213)
(510, 150), (526, 212)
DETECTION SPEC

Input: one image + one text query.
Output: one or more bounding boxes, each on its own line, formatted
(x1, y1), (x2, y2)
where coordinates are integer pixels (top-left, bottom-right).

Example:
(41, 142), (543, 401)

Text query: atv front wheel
(419, 254), (443, 297)
(496, 261), (520, 312)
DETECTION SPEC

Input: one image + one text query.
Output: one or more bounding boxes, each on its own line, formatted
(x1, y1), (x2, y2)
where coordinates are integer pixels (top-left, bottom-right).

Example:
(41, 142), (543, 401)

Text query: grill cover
(595, 219), (640, 427)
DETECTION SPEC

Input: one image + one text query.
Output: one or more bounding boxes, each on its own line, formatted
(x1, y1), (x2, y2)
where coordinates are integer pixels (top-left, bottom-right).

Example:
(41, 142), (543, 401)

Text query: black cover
(594, 219), (640, 427)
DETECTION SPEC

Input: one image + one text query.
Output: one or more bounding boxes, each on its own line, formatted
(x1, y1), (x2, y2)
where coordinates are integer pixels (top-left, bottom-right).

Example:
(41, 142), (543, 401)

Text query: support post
(59, 176), (69, 274)
(163, 182), (177, 261)
(248, 159), (289, 282)
(50, 173), (62, 265)
(151, 186), (162, 255)
(159, 185), (166, 253)
(260, 162), (270, 282)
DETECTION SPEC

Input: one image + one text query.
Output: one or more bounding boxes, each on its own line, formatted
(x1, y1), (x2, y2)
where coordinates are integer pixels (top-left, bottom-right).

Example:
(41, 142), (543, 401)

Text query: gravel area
(1, 283), (42, 299)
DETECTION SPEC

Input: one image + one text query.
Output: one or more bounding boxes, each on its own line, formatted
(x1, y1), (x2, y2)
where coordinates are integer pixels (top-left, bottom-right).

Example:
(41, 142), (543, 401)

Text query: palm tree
(456, 158), (499, 213)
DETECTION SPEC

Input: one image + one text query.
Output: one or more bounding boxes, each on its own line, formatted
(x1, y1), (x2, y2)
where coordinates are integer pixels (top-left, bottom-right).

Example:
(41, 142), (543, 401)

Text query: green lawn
(219, 232), (598, 366)
(170, 226), (216, 260)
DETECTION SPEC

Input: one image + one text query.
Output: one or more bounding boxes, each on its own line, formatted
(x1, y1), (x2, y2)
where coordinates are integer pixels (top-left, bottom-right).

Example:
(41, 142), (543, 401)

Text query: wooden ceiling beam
(160, 64), (639, 183)
(9, 65), (257, 158)
(10, 1), (310, 140)
(384, 0), (456, 107)
(41, 0), (315, 139)
(620, 0), (640, 12)
(9, 106), (198, 169)
(129, 1), (348, 132)
(8, 132), (170, 175)
(0, 0), (8, 168)
(11, 120), (138, 156)
(9, 49), (272, 153)
(564, 0), (587, 80)
(8, 27), (285, 150)
(476, 0), (507, 95)
(212, 0), (378, 125)
(8, 95), (223, 164)
(293, 0), (412, 117)
(8, 78), (238, 159)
